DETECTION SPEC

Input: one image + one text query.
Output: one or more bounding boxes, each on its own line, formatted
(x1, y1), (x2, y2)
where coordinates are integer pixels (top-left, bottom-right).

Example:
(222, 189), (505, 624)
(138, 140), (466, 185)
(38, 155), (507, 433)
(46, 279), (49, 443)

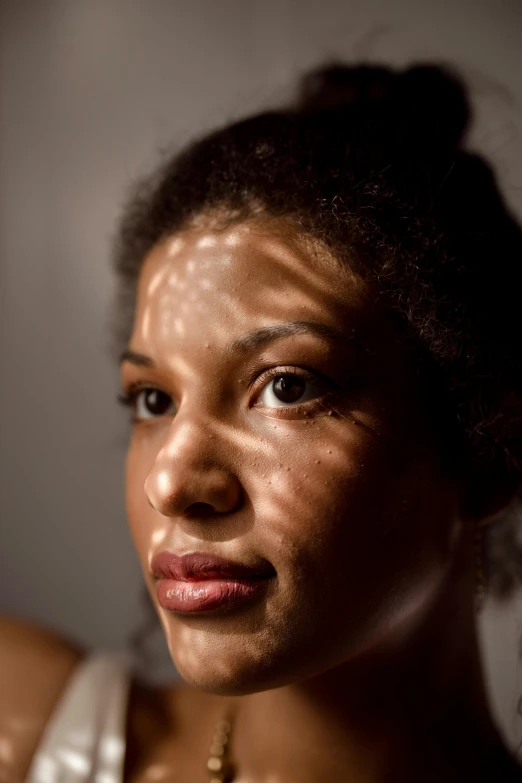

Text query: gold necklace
(205, 715), (516, 783)
(206, 715), (236, 782)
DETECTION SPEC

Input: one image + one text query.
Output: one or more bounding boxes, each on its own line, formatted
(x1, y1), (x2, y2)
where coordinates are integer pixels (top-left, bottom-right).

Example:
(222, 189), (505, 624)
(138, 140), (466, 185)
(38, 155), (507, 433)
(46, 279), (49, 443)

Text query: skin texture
(123, 217), (463, 692)
(119, 217), (519, 782)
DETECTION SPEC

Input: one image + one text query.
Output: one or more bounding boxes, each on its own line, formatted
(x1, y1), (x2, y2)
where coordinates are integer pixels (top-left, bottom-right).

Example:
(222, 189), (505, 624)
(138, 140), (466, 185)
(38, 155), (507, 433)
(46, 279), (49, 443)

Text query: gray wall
(1, 0), (521, 750)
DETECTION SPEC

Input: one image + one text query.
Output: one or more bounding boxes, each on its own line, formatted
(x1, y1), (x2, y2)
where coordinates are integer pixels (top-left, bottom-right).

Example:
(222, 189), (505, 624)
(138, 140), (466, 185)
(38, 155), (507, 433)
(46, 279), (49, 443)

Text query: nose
(144, 417), (243, 519)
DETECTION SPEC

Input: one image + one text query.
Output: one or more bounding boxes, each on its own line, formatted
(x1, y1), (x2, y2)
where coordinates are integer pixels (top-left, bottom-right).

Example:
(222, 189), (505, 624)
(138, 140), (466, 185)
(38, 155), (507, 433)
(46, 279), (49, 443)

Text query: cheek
(254, 426), (383, 553)
(257, 426), (457, 638)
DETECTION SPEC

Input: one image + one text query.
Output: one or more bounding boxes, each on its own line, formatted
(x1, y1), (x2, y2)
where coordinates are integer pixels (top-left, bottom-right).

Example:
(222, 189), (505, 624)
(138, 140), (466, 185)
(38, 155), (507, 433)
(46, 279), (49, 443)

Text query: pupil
(145, 389), (171, 415)
(273, 375), (305, 403)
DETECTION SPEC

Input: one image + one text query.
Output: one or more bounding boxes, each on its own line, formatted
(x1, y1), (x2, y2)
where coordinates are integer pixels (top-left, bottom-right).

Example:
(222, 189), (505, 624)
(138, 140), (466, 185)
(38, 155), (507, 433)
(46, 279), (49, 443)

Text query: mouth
(150, 551), (276, 614)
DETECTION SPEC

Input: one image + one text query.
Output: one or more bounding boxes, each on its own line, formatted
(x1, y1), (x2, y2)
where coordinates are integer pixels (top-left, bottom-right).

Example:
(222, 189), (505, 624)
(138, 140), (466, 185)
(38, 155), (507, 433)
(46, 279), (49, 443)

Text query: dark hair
(113, 61), (522, 669)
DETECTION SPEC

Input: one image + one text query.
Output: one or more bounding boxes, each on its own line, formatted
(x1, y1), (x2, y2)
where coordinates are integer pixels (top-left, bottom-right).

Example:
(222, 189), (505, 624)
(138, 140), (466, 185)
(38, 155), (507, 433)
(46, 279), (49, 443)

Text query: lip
(151, 551), (275, 614)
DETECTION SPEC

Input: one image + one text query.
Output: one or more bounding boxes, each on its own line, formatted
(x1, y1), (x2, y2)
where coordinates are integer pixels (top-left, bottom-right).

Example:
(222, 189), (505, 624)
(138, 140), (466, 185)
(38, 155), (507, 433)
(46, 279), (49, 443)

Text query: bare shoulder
(0, 613), (85, 782)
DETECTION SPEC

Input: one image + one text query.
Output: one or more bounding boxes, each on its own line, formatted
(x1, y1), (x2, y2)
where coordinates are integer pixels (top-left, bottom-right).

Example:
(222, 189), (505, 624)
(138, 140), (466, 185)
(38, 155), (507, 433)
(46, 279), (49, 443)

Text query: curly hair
(112, 61), (522, 672)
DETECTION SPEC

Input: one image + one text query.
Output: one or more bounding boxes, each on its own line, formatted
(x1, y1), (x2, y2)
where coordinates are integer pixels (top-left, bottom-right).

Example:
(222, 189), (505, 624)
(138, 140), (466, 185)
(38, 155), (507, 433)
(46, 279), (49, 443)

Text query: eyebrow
(120, 349), (155, 367)
(120, 320), (366, 367)
(227, 320), (361, 355)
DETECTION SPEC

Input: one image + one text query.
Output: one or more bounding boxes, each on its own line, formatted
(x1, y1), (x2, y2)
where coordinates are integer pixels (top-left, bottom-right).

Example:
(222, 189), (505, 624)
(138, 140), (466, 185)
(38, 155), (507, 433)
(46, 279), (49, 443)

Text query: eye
(136, 388), (174, 419)
(255, 369), (326, 410)
(118, 386), (175, 421)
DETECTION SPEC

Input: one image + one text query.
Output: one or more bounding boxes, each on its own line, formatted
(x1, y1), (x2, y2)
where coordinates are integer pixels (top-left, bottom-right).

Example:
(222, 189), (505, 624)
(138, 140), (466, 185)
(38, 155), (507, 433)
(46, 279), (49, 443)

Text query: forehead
(133, 221), (369, 343)
(126, 221), (424, 401)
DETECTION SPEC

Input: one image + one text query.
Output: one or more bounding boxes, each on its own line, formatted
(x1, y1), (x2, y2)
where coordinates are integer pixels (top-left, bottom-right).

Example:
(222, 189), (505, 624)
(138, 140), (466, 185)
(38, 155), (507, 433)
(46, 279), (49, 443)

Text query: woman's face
(122, 218), (463, 695)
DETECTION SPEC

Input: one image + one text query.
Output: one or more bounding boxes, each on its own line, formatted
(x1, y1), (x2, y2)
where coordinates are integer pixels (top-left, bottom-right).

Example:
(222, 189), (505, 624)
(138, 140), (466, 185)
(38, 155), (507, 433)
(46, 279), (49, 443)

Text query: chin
(167, 642), (285, 696)
(160, 623), (290, 695)
(163, 622), (347, 697)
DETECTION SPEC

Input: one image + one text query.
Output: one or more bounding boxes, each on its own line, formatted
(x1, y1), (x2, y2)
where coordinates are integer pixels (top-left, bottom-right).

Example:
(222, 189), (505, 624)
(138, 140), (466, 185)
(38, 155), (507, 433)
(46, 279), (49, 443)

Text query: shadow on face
(120, 217), (463, 695)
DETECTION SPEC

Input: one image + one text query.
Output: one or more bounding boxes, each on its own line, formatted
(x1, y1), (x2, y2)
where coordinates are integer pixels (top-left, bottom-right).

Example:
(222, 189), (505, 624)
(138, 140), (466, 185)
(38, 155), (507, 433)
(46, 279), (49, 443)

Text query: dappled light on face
(225, 229), (245, 246)
(167, 236), (185, 257)
(151, 527), (168, 548)
(141, 229), (362, 374)
(126, 219), (451, 695)
(147, 530), (170, 571)
(135, 220), (368, 380)
(152, 401), (380, 690)
(140, 306), (151, 341)
(161, 419), (197, 459)
(155, 469), (172, 497)
(217, 421), (354, 536)
(251, 231), (364, 303)
(173, 317), (185, 336)
(146, 265), (170, 298)
(158, 289), (182, 341)
(197, 234), (218, 248)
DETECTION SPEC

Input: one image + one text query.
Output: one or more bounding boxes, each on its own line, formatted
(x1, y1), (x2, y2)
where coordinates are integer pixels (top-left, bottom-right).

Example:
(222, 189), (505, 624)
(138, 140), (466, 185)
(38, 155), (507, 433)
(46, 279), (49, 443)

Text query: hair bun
(295, 62), (471, 151)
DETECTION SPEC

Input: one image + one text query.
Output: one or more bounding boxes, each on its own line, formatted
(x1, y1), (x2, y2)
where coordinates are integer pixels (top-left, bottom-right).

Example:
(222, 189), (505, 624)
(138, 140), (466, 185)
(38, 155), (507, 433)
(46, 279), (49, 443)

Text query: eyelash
(118, 366), (336, 422)
(253, 366), (335, 415)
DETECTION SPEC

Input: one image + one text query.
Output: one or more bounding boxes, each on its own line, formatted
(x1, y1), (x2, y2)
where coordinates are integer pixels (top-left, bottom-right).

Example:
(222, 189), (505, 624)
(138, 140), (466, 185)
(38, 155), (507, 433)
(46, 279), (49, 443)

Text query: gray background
(1, 0), (521, 751)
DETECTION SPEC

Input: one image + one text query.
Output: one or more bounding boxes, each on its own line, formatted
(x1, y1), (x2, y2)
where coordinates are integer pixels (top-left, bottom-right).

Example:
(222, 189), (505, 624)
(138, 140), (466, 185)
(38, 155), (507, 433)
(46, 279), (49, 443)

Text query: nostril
(185, 502), (217, 519)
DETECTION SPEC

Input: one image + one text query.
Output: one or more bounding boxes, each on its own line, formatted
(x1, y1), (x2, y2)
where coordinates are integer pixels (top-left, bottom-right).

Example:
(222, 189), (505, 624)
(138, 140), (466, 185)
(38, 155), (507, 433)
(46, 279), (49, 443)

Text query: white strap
(25, 651), (132, 783)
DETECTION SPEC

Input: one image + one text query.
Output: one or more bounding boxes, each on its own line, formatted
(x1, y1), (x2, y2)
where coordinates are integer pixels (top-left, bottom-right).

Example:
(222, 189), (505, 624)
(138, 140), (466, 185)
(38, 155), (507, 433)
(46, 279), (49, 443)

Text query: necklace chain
(205, 717), (517, 783)
(206, 716), (236, 783)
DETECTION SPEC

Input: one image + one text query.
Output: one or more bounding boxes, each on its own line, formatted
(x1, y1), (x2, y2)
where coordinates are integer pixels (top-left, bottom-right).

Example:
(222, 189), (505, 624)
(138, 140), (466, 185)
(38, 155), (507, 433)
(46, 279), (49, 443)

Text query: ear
(459, 472), (520, 526)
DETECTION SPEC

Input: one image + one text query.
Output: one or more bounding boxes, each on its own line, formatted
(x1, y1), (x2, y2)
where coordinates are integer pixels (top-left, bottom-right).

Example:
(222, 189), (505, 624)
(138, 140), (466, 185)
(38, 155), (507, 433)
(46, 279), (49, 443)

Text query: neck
(229, 559), (514, 783)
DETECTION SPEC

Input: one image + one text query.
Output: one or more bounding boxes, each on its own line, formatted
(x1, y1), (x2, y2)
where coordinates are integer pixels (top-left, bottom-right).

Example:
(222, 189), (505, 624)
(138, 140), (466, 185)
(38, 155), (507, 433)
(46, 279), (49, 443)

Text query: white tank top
(25, 651), (132, 783)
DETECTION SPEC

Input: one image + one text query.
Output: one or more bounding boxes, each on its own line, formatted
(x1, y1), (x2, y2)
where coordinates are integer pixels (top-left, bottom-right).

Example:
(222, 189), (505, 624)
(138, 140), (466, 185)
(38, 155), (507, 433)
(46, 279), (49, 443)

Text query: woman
(2, 61), (522, 782)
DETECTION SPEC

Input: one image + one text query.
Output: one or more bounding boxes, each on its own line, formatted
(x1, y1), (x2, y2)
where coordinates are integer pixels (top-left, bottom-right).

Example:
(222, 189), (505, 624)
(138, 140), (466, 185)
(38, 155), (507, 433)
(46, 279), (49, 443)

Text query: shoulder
(0, 613), (85, 781)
